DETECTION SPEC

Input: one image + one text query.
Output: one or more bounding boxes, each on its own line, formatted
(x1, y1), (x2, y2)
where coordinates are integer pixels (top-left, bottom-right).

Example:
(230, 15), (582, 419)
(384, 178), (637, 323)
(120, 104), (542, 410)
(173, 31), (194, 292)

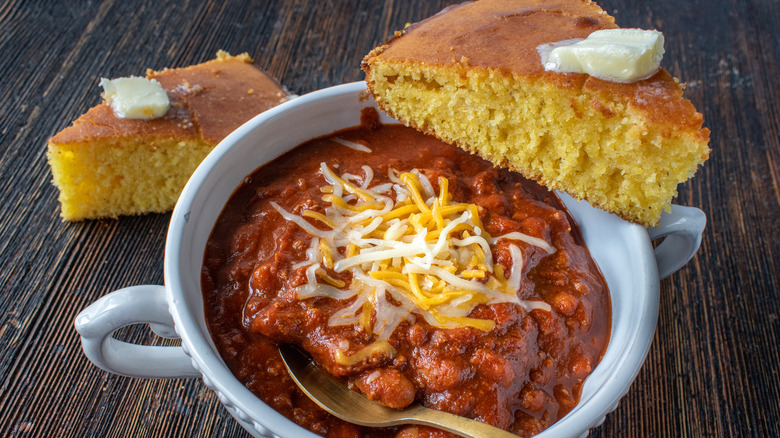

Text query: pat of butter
(99, 77), (170, 119)
(538, 29), (665, 83)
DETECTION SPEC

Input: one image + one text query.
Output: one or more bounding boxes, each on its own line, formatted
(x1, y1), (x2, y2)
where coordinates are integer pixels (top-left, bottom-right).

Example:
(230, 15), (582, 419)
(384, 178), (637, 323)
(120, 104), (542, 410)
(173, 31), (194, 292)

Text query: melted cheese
(334, 340), (396, 366)
(273, 163), (555, 361)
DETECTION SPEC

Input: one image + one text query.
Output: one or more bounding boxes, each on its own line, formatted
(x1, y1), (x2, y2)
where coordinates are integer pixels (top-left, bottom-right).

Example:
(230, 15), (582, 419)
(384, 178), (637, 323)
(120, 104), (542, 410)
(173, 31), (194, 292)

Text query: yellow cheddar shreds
(493, 264), (506, 281)
(316, 268), (345, 288)
(461, 269), (486, 279)
(381, 204), (419, 221)
(400, 172), (431, 213)
(360, 301), (373, 333)
(303, 210), (336, 229)
(318, 240), (334, 269)
(437, 176), (449, 207)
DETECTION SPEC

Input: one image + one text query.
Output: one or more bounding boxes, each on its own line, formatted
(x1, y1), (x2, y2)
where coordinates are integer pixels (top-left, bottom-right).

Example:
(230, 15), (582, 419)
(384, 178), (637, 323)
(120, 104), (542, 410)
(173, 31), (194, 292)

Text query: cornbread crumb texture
(363, 0), (710, 226)
(48, 52), (288, 221)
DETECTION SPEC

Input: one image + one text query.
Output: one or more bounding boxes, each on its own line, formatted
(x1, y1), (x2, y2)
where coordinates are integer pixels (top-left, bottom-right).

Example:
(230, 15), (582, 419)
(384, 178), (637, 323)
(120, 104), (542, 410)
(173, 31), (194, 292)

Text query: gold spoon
(278, 344), (520, 438)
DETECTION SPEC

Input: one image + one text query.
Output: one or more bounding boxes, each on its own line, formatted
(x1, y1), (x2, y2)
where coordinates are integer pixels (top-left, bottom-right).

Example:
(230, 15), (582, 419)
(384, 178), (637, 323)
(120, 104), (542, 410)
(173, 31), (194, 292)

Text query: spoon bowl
(278, 344), (520, 438)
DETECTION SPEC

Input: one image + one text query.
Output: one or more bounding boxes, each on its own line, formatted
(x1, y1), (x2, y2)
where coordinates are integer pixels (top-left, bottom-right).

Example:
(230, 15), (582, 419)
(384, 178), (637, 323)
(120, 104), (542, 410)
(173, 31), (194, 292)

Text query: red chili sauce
(202, 111), (610, 437)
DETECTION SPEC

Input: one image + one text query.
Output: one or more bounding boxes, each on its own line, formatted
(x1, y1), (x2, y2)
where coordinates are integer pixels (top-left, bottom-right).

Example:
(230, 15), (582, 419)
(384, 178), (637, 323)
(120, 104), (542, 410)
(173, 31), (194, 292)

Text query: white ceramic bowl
(76, 82), (706, 438)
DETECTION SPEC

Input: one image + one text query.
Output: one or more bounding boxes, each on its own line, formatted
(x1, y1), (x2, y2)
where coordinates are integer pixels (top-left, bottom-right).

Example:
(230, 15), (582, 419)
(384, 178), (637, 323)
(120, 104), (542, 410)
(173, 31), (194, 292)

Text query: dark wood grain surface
(1, 0), (777, 437)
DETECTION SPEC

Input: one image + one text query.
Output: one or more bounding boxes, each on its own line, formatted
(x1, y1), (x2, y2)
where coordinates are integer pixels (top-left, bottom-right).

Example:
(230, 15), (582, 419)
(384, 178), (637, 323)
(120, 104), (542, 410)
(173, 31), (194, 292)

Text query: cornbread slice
(362, 0), (710, 226)
(47, 51), (289, 221)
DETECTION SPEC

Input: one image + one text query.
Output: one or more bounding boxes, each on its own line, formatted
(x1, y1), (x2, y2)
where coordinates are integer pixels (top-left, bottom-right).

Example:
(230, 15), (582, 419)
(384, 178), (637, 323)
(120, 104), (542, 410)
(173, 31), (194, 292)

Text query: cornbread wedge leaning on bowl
(47, 51), (289, 221)
(362, 0), (710, 227)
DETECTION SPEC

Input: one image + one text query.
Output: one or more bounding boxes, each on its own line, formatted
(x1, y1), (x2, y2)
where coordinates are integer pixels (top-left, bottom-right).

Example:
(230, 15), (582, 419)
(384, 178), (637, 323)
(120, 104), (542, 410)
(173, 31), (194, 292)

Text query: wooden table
(1, 0), (777, 436)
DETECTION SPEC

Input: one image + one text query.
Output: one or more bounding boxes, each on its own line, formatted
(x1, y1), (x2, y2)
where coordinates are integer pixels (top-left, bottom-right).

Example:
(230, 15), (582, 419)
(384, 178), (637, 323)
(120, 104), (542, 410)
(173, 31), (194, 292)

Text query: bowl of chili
(75, 81), (705, 438)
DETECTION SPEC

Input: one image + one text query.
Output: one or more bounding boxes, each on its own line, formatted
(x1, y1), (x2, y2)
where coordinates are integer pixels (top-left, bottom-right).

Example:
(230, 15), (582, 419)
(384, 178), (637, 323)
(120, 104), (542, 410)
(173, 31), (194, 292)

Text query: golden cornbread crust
(47, 51), (288, 221)
(362, 0), (710, 226)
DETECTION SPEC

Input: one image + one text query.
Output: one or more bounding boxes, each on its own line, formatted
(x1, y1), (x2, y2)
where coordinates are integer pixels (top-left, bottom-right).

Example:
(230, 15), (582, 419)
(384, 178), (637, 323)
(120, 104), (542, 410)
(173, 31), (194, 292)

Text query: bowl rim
(164, 81), (660, 438)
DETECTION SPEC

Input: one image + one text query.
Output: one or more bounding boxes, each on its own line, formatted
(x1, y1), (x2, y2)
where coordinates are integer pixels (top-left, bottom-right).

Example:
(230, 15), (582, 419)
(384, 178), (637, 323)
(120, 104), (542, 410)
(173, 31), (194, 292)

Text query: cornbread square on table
(47, 51), (289, 221)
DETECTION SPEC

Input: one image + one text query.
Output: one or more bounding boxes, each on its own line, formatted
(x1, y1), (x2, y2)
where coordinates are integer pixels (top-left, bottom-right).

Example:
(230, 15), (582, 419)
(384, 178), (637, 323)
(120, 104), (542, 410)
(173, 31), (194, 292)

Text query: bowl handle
(75, 285), (201, 378)
(647, 205), (706, 279)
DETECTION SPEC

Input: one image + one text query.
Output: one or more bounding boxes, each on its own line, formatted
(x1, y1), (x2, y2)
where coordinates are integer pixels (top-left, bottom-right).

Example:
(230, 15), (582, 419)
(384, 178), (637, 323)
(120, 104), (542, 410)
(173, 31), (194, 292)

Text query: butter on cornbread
(47, 51), (289, 221)
(362, 0), (710, 226)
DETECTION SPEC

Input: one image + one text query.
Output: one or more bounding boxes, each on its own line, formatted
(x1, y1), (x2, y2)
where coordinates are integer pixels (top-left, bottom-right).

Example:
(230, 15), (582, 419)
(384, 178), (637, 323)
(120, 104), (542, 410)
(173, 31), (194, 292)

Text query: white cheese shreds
(331, 137), (373, 153)
(334, 340), (395, 366)
(272, 202), (332, 238)
(274, 163), (557, 360)
(492, 232), (557, 255)
(507, 244), (525, 292)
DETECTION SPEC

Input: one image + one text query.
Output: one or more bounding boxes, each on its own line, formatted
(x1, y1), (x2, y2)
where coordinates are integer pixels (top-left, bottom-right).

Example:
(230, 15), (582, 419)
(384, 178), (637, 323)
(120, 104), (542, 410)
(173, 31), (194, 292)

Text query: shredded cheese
(274, 163), (555, 362)
(334, 340), (396, 366)
(331, 137), (373, 153)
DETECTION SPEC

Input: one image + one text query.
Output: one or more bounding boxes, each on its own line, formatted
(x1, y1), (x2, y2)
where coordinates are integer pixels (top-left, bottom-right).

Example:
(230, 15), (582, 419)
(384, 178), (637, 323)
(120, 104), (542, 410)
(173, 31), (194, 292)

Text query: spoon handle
(403, 405), (521, 438)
